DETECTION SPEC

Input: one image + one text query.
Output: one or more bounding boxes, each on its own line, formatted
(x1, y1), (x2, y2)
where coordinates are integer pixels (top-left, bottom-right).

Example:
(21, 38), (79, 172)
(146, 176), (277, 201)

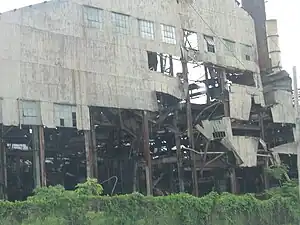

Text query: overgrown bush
(0, 179), (298, 225)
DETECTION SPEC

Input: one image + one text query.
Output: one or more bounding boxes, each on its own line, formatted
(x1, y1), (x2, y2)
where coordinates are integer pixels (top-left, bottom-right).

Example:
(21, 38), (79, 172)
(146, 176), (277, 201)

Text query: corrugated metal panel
(41, 102), (55, 128)
(229, 85), (265, 120)
(270, 90), (295, 124)
(271, 142), (297, 155)
(230, 136), (258, 167)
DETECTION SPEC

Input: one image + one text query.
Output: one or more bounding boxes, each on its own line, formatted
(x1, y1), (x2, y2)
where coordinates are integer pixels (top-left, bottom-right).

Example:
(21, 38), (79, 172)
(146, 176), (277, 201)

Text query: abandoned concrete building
(0, 0), (297, 200)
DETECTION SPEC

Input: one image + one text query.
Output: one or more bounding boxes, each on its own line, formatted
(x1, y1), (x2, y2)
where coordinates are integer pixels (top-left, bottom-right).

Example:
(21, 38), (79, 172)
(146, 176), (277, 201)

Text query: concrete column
(39, 126), (46, 186)
(143, 111), (153, 195)
(32, 126), (41, 188)
(230, 168), (237, 194)
(0, 124), (7, 199)
(84, 130), (93, 179)
(90, 113), (98, 180)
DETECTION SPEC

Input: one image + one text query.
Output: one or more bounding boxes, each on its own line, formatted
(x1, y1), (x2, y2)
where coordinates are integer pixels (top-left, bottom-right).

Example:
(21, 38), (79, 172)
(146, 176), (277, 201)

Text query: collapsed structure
(0, 0), (296, 200)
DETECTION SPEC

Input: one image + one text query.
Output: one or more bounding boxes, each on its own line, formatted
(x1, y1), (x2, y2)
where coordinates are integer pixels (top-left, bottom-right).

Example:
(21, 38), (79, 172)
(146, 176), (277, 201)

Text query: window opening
(112, 12), (129, 34)
(84, 6), (103, 29)
(242, 44), (252, 61)
(139, 19), (154, 40)
(224, 39), (235, 56)
(147, 51), (180, 76)
(204, 35), (215, 53)
(161, 24), (176, 44)
(184, 30), (199, 50)
(72, 112), (77, 128)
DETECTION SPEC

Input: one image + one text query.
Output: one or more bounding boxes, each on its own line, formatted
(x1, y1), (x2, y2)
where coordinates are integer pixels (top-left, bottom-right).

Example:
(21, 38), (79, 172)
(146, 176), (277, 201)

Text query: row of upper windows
(83, 6), (254, 61)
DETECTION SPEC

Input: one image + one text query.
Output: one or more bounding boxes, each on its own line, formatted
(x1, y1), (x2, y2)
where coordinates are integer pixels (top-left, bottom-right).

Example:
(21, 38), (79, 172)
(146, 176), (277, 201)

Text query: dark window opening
(60, 118), (65, 127)
(207, 45), (215, 53)
(213, 131), (226, 139)
(147, 51), (158, 71)
(147, 51), (177, 76)
(245, 55), (251, 61)
(72, 112), (77, 127)
(226, 70), (255, 87)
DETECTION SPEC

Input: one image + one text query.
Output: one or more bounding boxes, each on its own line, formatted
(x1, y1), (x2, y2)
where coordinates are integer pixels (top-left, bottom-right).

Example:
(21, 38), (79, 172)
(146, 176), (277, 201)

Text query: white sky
(0, 0), (299, 85)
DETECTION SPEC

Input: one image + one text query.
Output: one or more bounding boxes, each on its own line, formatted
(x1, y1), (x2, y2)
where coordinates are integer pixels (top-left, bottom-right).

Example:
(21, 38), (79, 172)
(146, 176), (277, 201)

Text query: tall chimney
(266, 19), (282, 73)
(242, 0), (272, 75)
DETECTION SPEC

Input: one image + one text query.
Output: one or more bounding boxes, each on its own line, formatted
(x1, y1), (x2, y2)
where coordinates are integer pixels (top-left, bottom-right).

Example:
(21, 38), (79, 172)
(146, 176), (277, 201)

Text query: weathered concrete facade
(0, 0), (259, 130)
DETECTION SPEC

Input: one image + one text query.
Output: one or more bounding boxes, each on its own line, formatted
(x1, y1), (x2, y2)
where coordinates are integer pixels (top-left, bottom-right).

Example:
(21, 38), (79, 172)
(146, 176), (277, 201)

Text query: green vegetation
(0, 178), (299, 225)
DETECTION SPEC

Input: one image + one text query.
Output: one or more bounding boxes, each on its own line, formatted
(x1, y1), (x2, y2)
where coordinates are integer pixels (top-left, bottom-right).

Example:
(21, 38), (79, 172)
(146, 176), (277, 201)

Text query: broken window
(161, 24), (176, 44)
(204, 35), (215, 53)
(21, 101), (41, 125)
(147, 51), (158, 71)
(139, 19), (154, 40)
(224, 39), (235, 56)
(226, 70), (256, 86)
(183, 30), (199, 50)
(147, 51), (179, 76)
(72, 112), (77, 127)
(84, 6), (103, 29)
(242, 44), (252, 61)
(112, 12), (129, 34)
(54, 104), (77, 128)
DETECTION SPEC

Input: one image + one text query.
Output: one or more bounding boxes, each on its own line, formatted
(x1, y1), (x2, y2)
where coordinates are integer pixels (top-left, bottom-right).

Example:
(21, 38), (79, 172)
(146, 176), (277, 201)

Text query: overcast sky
(0, 0), (299, 84)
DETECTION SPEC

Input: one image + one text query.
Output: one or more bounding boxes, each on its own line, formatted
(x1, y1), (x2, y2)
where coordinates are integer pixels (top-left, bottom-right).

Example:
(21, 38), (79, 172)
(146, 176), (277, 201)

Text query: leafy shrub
(0, 180), (299, 225)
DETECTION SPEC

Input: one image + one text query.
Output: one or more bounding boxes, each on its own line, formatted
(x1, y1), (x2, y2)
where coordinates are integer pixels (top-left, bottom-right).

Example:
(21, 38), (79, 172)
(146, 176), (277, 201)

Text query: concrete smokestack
(242, 0), (272, 74)
(266, 19), (282, 73)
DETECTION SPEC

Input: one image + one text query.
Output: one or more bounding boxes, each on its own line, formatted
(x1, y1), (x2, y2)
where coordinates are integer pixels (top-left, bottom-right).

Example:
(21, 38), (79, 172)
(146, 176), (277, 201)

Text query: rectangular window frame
(183, 30), (199, 51)
(204, 35), (215, 53)
(139, 19), (155, 40)
(242, 44), (252, 61)
(83, 6), (103, 29)
(161, 24), (176, 45)
(111, 12), (130, 34)
(223, 39), (235, 56)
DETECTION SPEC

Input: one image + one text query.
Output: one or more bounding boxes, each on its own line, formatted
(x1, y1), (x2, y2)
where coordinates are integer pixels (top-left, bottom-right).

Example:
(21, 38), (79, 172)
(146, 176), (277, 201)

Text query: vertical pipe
(220, 69), (230, 117)
(204, 66), (210, 104)
(174, 111), (184, 192)
(39, 126), (46, 186)
(143, 111), (152, 195)
(181, 49), (198, 196)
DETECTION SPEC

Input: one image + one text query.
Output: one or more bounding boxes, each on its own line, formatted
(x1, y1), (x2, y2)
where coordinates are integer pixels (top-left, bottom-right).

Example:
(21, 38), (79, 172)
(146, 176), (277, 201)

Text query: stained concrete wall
(0, 0), (259, 129)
